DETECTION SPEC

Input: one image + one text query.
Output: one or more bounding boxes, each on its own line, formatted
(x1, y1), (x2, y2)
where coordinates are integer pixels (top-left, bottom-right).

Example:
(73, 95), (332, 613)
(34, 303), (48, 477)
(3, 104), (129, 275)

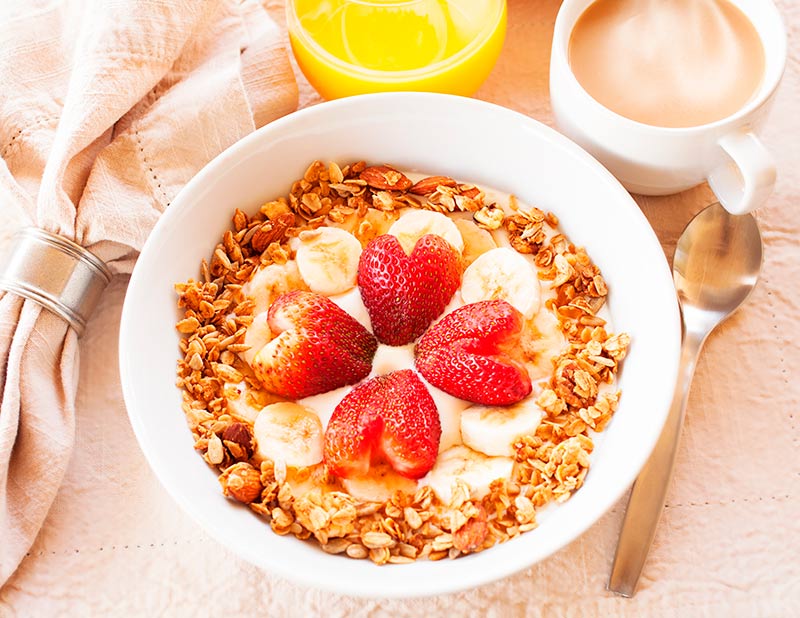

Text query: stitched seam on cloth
(89, 51), (173, 64)
(2, 128), (24, 159)
(664, 493), (792, 509)
(134, 128), (169, 208)
(765, 278), (795, 443)
(20, 495), (795, 556)
(25, 539), (198, 557)
(1, 116), (54, 159)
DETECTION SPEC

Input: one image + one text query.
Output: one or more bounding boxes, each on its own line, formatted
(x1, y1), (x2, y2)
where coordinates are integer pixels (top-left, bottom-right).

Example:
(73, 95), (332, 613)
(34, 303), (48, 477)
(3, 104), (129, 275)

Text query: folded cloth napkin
(0, 0), (297, 586)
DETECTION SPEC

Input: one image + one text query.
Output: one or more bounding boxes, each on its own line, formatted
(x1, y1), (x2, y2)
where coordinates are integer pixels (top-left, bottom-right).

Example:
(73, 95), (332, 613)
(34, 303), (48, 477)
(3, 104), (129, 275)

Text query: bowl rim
(119, 92), (681, 598)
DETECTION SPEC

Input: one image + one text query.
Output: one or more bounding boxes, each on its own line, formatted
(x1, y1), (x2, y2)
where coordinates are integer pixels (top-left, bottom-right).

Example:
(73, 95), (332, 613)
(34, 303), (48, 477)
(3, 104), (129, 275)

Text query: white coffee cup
(550, 0), (787, 214)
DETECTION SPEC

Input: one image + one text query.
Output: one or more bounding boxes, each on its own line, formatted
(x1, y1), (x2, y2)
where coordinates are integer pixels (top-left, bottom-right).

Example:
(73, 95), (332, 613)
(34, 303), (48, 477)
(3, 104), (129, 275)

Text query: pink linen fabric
(0, 0), (297, 585)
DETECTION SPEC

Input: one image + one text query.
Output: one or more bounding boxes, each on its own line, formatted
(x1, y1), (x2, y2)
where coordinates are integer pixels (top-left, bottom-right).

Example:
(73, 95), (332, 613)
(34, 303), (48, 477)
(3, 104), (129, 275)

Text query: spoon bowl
(674, 203), (763, 332)
(609, 202), (763, 597)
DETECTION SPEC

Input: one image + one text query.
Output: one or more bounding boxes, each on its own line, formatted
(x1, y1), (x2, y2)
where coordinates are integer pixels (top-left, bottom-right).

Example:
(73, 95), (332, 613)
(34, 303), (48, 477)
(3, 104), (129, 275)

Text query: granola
(174, 161), (630, 563)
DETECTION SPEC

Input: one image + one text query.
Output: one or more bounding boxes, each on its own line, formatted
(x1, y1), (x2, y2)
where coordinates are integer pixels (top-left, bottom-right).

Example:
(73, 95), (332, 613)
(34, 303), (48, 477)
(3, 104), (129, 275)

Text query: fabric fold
(0, 0), (297, 586)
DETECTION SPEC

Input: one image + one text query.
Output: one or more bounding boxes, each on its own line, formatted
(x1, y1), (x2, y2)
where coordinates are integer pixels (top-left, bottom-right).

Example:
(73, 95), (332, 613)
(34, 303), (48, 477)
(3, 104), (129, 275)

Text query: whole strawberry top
(358, 233), (462, 346)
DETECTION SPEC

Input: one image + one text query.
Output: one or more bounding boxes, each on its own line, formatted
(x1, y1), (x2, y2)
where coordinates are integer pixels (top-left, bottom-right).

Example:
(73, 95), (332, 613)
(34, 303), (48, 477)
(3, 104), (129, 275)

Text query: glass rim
(344, 0), (424, 6)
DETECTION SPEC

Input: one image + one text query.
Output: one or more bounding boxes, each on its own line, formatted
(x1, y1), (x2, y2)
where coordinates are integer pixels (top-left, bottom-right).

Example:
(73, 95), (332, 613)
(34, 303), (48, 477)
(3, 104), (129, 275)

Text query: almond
(409, 176), (457, 195)
(222, 422), (253, 459)
(219, 462), (262, 503)
(232, 208), (249, 231)
(453, 506), (488, 553)
(459, 186), (482, 200)
(251, 212), (295, 253)
(359, 165), (412, 191)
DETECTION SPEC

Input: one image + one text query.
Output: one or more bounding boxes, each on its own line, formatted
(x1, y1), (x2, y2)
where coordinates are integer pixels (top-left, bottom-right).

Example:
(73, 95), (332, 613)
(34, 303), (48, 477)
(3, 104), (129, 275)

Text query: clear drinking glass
(286, 0), (507, 99)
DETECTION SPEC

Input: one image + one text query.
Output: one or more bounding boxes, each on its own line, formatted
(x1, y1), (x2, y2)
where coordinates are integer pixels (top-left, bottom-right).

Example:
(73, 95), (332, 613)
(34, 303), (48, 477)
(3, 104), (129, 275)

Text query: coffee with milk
(568, 0), (765, 128)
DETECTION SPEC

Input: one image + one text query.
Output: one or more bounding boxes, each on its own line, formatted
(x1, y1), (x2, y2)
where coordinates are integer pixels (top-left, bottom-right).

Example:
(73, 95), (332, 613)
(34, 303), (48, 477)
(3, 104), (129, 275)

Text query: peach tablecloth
(1, 0), (798, 615)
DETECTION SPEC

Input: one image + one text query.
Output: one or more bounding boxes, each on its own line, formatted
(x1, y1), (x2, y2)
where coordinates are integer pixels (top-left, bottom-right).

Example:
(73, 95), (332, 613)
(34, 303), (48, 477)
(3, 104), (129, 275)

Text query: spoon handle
(607, 328), (706, 597)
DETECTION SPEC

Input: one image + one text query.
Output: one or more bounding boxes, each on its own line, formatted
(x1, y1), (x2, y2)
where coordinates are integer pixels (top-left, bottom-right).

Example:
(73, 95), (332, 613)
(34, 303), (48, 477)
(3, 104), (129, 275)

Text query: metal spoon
(608, 202), (763, 597)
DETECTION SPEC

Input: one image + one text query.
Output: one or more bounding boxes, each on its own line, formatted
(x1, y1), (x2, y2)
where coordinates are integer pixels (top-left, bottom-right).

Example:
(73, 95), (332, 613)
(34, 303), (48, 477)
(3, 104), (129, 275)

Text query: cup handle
(708, 131), (776, 215)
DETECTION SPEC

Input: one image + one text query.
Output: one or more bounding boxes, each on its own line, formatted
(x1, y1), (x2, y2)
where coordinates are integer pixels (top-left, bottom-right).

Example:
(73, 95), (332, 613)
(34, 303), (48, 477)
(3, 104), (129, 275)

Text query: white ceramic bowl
(120, 93), (681, 598)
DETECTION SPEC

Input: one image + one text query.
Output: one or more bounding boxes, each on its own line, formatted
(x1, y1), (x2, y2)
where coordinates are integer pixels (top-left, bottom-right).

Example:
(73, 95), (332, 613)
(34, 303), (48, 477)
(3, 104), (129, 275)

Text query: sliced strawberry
(324, 369), (441, 480)
(415, 300), (532, 405)
(358, 234), (462, 346)
(252, 291), (377, 399)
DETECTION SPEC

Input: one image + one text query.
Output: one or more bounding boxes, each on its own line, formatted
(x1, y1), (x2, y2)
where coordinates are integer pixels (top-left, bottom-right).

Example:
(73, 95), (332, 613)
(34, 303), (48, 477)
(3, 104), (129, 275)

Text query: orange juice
(287, 0), (507, 99)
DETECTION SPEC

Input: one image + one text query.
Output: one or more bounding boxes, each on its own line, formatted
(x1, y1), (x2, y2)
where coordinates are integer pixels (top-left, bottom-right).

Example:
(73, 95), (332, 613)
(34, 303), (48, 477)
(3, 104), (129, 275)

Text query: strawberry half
(415, 300), (532, 405)
(324, 369), (441, 480)
(358, 234), (462, 346)
(252, 291), (377, 399)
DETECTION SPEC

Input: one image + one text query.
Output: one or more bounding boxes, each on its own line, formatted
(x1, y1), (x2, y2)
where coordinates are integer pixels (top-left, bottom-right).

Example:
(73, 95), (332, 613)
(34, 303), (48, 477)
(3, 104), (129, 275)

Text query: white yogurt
(369, 343), (415, 377)
(298, 386), (351, 429)
(329, 287), (371, 332)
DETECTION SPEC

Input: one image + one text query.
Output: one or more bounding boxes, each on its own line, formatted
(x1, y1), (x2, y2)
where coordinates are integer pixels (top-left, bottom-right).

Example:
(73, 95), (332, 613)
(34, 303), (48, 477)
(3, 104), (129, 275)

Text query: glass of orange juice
(286, 0), (507, 99)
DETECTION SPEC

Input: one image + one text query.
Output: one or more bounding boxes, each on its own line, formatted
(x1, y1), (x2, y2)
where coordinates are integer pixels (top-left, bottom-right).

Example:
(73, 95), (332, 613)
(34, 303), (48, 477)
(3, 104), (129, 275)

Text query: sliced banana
(460, 400), (544, 457)
(521, 309), (567, 379)
(387, 209), (464, 255)
(354, 208), (399, 246)
(454, 218), (497, 266)
(244, 261), (307, 315)
(284, 464), (341, 498)
(333, 207), (398, 242)
(461, 247), (541, 317)
(240, 311), (272, 366)
(296, 227), (362, 296)
(420, 445), (514, 505)
(222, 381), (269, 423)
(253, 402), (324, 467)
(422, 379), (470, 452)
(341, 463), (418, 503)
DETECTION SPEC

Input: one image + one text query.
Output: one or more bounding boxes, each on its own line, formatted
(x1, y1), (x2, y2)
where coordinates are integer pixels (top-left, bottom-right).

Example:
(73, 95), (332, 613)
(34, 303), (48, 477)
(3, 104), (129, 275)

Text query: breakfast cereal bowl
(119, 92), (680, 598)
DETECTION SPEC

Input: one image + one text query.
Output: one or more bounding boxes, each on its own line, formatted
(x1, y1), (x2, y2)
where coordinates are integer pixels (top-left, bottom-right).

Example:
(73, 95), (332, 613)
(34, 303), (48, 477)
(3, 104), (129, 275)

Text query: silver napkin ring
(0, 228), (112, 336)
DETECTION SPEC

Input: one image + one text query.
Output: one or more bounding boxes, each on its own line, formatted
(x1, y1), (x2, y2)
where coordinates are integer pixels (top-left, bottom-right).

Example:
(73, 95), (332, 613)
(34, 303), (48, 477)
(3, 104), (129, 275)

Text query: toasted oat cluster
(174, 161), (630, 564)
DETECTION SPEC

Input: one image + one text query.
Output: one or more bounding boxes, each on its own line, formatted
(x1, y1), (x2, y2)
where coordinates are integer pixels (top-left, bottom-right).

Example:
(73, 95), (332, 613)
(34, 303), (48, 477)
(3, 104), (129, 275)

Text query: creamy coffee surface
(568, 0), (765, 128)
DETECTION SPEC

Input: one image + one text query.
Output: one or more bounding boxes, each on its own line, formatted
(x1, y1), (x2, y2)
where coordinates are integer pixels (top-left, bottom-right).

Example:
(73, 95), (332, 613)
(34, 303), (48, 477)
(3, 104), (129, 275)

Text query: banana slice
(244, 261), (307, 315)
(240, 311), (272, 366)
(422, 379), (470, 452)
(421, 445), (513, 505)
(353, 208), (399, 246)
(341, 463), (418, 503)
(460, 400), (544, 457)
(454, 218), (497, 266)
(296, 227), (362, 296)
(253, 402), (324, 467)
(521, 310), (567, 379)
(460, 247), (541, 317)
(387, 209), (464, 255)
(332, 207), (397, 241)
(222, 382), (270, 423)
(284, 463), (341, 497)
